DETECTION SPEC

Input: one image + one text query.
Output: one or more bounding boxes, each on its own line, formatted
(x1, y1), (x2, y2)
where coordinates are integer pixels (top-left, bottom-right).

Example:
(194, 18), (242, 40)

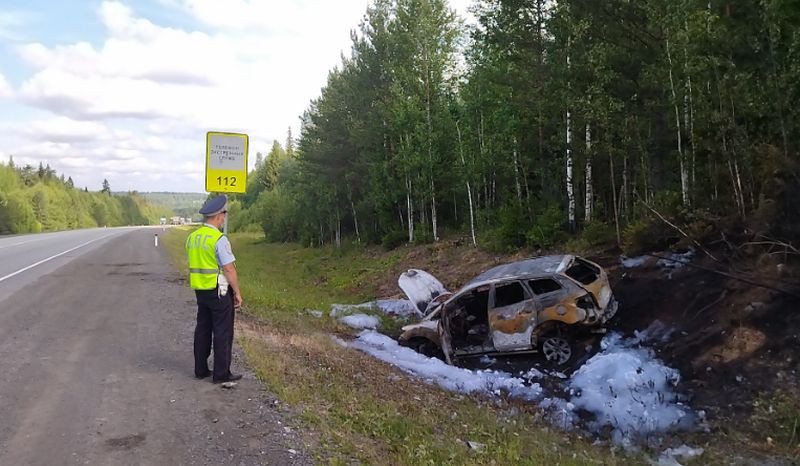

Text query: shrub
(242, 223), (263, 233)
(480, 228), (515, 254)
(490, 203), (528, 249)
(567, 221), (617, 252)
(412, 228), (434, 245)
(580, 221), (617, 248)
(621, 217), (675, 256)
(526, 205), (566, 250)
(381, 230), (407, 250)
(651, 190), (685, 218)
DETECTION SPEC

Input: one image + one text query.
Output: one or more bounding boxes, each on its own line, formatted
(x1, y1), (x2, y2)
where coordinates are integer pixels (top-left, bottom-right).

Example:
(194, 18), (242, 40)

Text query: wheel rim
(542, 337), (572, 365)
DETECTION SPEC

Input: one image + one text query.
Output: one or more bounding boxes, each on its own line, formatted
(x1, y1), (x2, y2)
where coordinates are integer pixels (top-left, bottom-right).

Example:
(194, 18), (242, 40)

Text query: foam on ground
(349, 330), (543, 400)
(331, 299), (419, 317)
(339, 313), (380, 329)
(343, 326), (695, 446)
(568, 333), (694, 446)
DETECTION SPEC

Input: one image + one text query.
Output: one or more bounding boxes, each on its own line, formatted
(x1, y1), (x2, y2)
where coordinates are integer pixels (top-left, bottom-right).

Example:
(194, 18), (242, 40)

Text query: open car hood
(398, 269), (449, 315)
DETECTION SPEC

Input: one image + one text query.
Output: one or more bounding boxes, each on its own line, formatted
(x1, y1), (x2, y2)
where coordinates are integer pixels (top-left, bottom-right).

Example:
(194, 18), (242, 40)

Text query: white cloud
(3, 0), (470, 192)
(176, 0), (369, 35)
(16, 1), (365, 135)
(0, 72), (11, 98)
(25, 117), (107, 142)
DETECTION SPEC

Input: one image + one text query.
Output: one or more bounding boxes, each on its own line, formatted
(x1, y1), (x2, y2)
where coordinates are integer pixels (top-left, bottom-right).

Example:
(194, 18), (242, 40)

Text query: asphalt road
(0, 228), (310, 465)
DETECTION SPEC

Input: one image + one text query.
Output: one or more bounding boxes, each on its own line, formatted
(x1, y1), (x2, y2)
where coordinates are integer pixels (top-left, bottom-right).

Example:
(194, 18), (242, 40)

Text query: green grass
(164, 228), (647, 465)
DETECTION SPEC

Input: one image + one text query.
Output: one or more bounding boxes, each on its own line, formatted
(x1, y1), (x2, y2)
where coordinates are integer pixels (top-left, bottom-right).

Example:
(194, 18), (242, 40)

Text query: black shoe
(212, 373), (243, 383)
(195, 371), (211, 379)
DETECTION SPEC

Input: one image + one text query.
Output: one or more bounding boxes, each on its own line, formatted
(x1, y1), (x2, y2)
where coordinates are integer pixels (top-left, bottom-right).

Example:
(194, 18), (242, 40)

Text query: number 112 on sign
(216, 176), (237, 187)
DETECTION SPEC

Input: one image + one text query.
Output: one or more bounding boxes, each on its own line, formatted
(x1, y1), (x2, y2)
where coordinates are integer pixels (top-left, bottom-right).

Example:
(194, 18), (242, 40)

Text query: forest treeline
(233, 0), (800, 252)
(137, 192), (207, 219)
(0, 158), (168, 234)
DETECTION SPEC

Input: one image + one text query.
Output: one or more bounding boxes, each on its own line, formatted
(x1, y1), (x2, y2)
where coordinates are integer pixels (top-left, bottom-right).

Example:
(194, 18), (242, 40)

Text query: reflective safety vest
(185, 225), (224, 290)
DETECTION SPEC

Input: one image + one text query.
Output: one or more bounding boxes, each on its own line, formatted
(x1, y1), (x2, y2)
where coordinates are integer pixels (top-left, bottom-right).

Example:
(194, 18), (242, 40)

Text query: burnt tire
(541, 336), (573, 366)
(402, 337), (444, 360)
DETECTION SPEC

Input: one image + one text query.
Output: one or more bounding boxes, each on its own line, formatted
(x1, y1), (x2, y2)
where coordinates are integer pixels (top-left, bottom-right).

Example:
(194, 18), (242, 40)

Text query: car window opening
(565, 258), (600, 285)
(449, 286), (491, 352)
(494, 282), (526, 307)
(528, 278), (562, 295)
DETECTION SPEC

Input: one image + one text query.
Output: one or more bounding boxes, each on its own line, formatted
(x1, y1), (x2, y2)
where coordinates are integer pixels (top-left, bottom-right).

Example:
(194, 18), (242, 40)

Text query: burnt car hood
(398, 269), (449, 315)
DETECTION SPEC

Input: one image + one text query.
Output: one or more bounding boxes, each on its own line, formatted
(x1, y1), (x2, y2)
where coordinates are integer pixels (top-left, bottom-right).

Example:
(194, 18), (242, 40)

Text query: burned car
(398, 255), (618, 366)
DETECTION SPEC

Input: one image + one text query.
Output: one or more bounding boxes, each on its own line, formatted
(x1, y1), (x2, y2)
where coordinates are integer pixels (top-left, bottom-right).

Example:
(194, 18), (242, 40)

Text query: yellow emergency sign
(205, 131), (249, 193)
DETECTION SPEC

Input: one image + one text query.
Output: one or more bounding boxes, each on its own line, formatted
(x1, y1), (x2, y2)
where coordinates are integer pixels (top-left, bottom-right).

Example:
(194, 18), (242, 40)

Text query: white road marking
(0, 233), (117, 283)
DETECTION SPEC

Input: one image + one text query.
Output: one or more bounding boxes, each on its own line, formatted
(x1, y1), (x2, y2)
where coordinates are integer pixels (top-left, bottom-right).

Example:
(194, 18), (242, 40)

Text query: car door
(488, 280), (538, 351)
(528, 277), (585, 324)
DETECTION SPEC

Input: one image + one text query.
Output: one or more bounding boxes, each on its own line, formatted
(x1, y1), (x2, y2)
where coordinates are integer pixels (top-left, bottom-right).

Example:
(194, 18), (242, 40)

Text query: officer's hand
(234, 292), (243, 309)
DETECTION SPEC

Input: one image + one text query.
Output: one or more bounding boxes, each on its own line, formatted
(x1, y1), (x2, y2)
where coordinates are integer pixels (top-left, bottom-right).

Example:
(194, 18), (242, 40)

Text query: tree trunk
(483, 175), (489, 211)
(406, 175), (414, 243)
(479, 111), (488, 209)
(536, 0), (545, 168)
(610, 151), (621, 246)
(684, 22), (697, 196)
(640, 145), (649, 205)
(347, 183), (360, 243)
(515, 136), (532, 208)
(566, 43), (576, 230)
(622, 151), (629, 220)
(584, 121), (593, 223)
(512, 138), (523, 206)
(491, 170), (497, 207)
(666, 36), (690, 208)
(430, 178), (438, 242)
(453, 192), (459, 224)
(456, 121), (477, 246)
(424, 59), (438, 242)
(728, 94), (747, 218)
(335, 208), (341, 249)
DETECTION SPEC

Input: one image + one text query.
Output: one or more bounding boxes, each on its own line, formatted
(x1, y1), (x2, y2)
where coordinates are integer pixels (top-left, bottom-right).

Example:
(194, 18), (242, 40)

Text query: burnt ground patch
(599, 252), (800, 456)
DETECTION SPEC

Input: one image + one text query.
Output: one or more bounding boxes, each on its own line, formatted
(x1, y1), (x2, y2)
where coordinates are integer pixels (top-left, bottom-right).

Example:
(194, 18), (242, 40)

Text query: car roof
(463, 255), (573, 288)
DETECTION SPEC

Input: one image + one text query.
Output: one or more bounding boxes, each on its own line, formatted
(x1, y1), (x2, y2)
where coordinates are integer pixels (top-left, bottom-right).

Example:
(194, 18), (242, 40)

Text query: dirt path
(0, 229), (311, 465)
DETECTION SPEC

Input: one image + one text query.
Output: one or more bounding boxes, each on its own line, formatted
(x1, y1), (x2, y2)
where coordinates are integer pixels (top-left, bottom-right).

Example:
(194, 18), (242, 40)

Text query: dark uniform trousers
(193, 289), (235, 380)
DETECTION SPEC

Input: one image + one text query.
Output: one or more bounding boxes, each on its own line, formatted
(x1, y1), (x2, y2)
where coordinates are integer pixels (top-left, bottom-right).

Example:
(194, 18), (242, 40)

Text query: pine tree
(285, 127), (295, 158)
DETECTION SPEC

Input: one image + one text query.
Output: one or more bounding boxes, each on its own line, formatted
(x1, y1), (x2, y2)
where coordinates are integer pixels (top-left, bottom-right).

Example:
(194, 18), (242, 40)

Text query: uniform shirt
(203, 223), (236, 266)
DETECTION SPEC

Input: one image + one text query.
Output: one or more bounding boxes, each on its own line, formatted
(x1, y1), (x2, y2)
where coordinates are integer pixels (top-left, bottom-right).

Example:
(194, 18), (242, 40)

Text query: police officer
(186, 195), (243, 383)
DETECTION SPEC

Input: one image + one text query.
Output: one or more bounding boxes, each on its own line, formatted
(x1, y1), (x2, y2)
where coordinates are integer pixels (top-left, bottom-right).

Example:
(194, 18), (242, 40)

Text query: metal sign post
(205, 131), (249, 235)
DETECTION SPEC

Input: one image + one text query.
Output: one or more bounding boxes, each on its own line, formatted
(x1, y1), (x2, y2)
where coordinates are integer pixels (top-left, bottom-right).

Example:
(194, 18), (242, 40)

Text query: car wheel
(404, 338), (444, 360)
(541, 336), (572, 366)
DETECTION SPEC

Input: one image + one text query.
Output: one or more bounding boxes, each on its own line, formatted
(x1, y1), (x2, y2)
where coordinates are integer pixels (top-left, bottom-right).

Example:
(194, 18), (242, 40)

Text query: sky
(0, 0), (472, 193)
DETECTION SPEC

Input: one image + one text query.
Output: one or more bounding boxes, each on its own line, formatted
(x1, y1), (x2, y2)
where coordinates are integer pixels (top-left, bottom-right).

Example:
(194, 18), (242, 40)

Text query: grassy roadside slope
(164, 228), (649, 465)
